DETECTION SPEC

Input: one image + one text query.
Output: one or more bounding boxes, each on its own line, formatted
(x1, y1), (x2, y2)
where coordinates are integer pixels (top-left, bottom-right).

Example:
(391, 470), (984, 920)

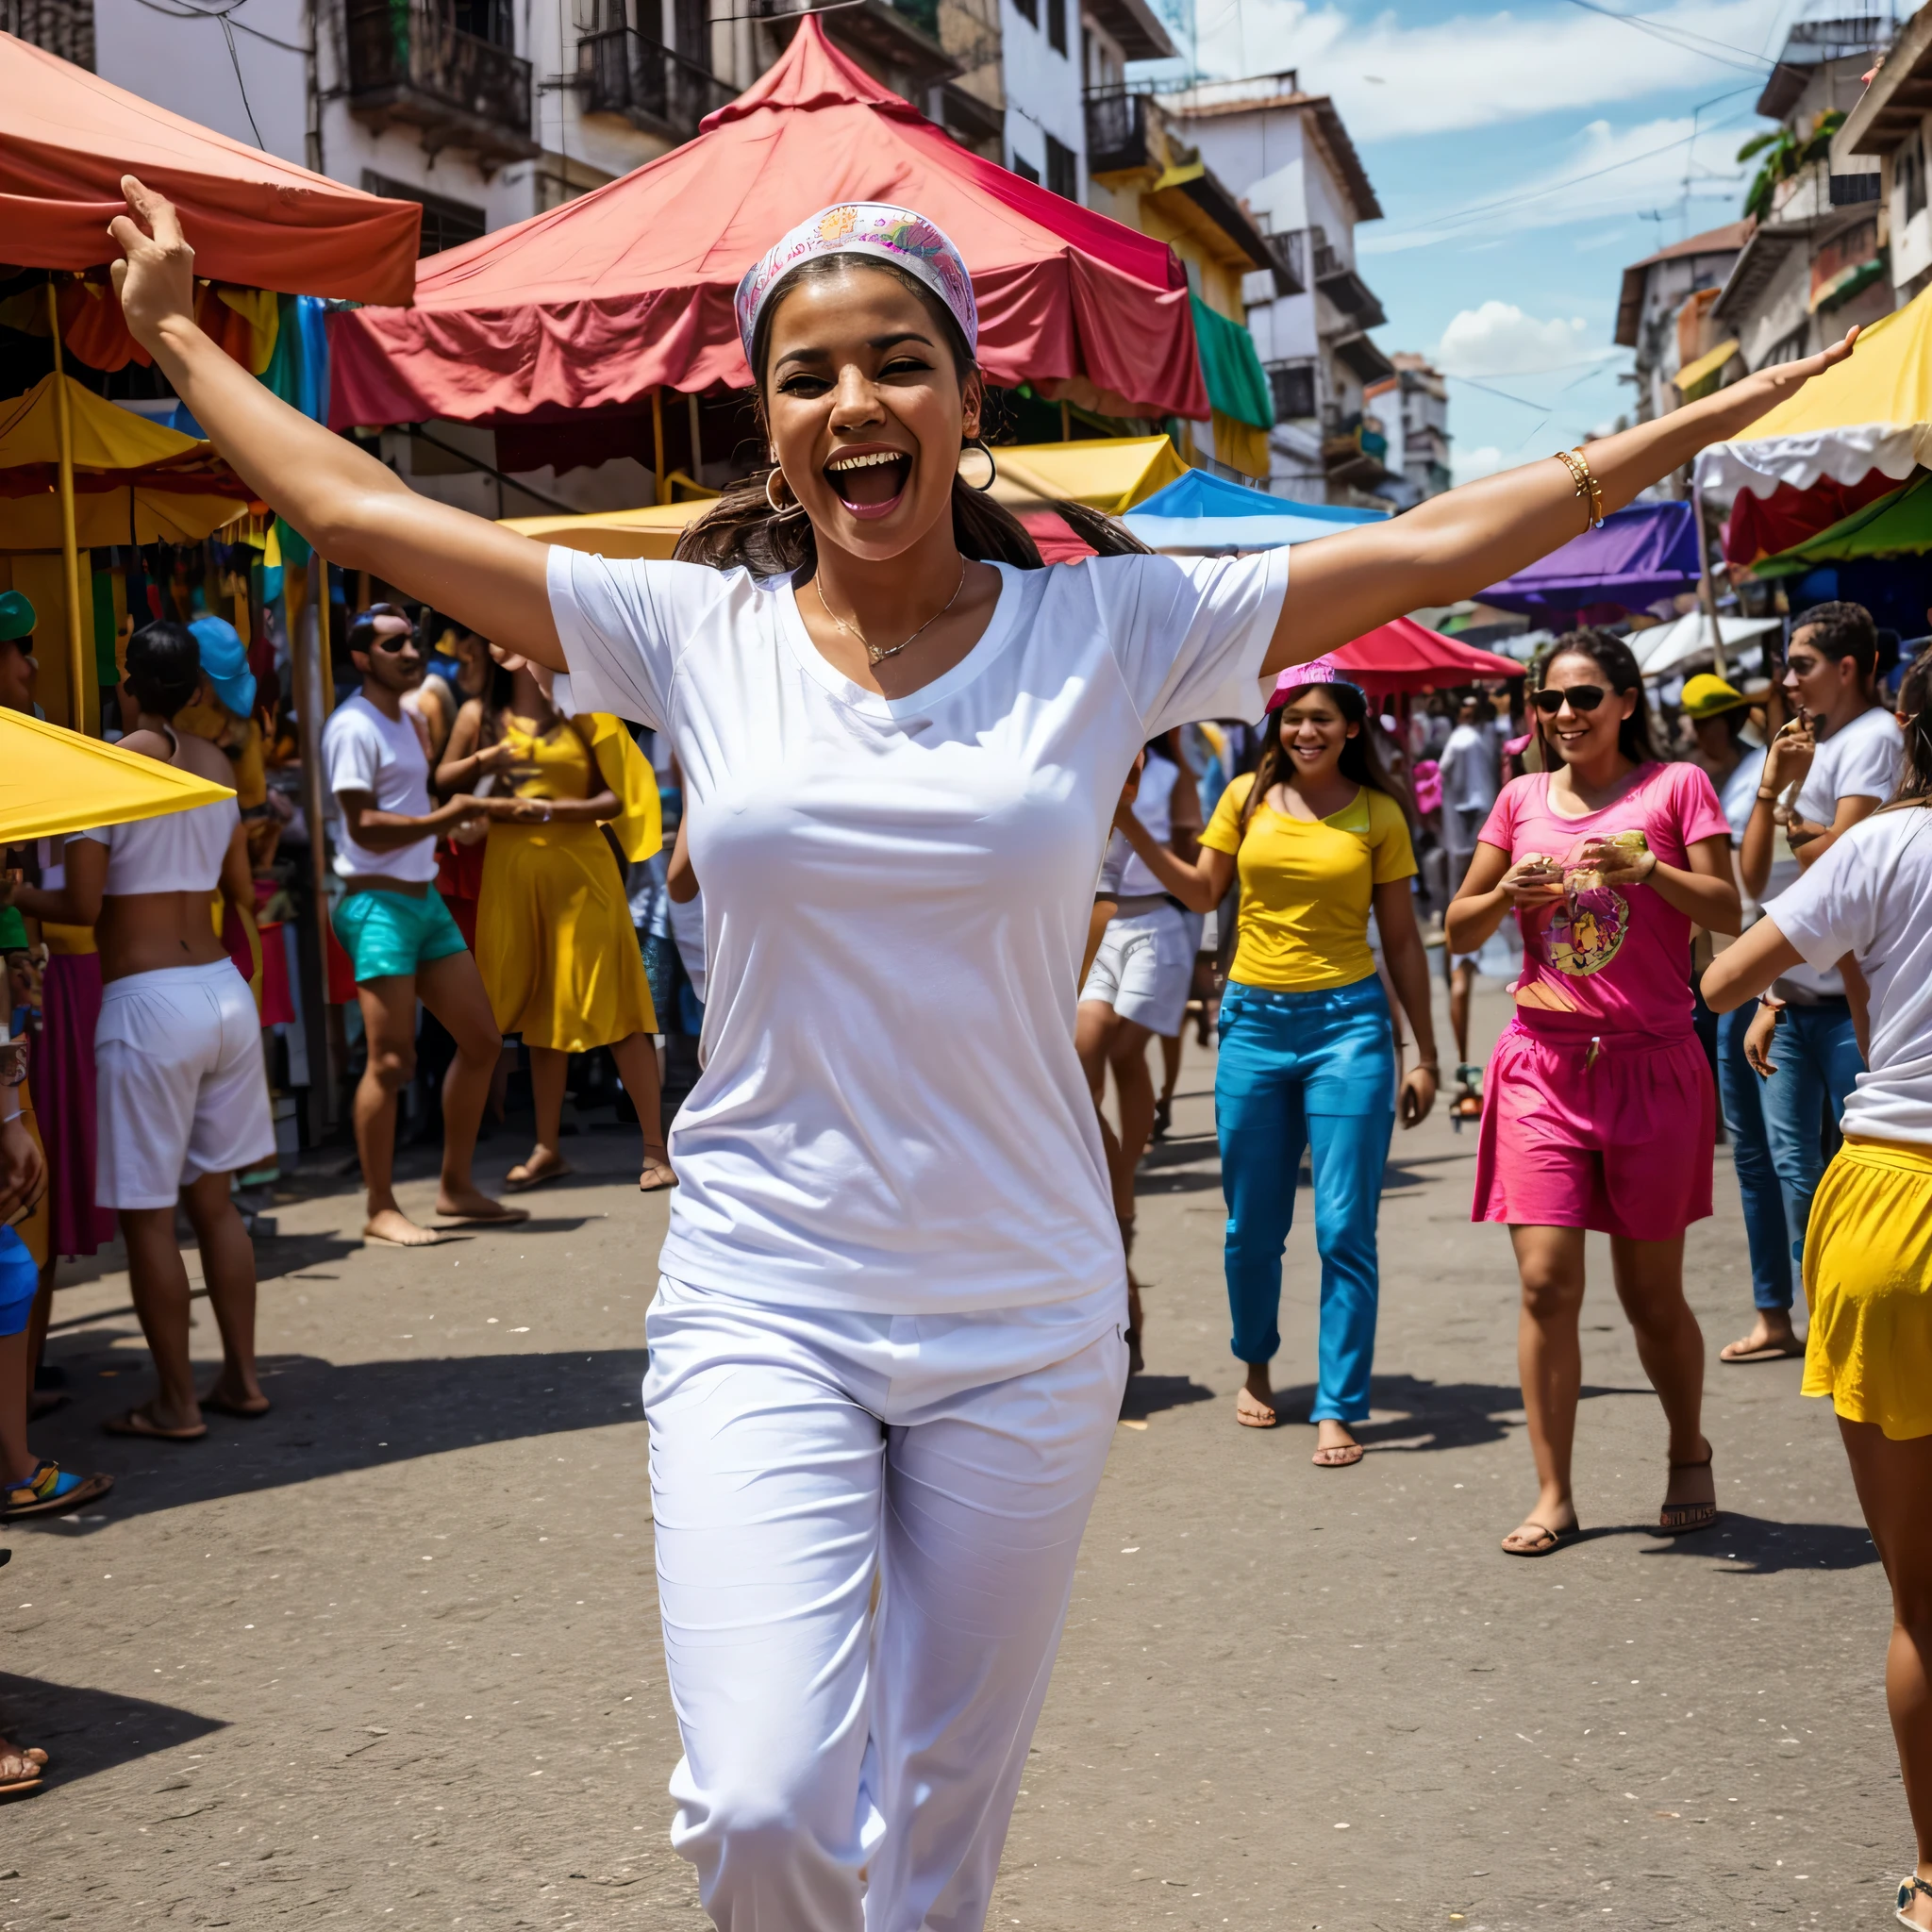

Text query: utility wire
(1557, 0), (1776, 73)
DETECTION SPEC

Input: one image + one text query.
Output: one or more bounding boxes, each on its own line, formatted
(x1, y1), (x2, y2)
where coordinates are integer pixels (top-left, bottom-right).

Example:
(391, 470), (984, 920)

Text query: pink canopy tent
(1334, 618), (1523, 694)
(327, 16), (1208, 432)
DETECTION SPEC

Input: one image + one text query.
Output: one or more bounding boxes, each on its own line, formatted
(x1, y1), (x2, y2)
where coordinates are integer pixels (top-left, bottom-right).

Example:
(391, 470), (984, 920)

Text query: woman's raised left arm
(1262, 336), (1857, 675)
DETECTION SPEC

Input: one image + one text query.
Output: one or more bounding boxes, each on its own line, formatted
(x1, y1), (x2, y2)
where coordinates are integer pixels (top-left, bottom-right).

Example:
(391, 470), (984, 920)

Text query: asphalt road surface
(2, 981), (1900, 1929)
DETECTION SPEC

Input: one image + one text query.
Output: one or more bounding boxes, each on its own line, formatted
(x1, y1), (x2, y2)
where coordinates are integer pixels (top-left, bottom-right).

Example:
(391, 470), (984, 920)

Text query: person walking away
(1148, 730), (1206, 1140)
(5, 622), (274, 1442)
(108, 170), (1850, 1929)
(1737, 601), (1901, 1343)
(1679, 673), (1803, 1364)
(1439, 691), (1501, 1118)
(1447, 630), (1741, 1555)
(323, 606), (525, 1247)
(1076, 733), (1200, 1326)
(438, 654), (674, 1191)
(1115, 661), (1439, 1463)
(1703, 708), (1932, 1930)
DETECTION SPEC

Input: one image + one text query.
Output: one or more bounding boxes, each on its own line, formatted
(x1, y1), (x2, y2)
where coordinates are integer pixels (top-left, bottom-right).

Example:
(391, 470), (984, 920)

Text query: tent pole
(292, 549), (340, 1128)
(1691, 475), (1726, 682)
(45, 281), (87, 735)
(688, 391), (703, 486)
(1060, 401), (1071, 442)
(653, 388), (668, 506)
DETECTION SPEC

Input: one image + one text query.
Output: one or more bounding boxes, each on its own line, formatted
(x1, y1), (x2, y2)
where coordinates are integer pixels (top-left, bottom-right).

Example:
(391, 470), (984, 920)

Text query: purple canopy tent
(1479, 500), (1701, 620)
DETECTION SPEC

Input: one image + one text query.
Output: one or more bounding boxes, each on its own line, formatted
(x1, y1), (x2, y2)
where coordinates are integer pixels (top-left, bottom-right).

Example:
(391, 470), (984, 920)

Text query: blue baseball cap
(189, 616), (257, 719)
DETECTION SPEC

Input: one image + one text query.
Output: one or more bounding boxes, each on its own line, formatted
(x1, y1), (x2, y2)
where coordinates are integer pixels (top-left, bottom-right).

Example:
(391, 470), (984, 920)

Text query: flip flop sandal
(2, 1461), (114, 1520)
(103, 1407), (207, 1443)
(1501, 1519), (1582, 1557)
(502, 1160), (574, 1194)
(1234, 1396), (1276, 1429)
(1658, 1447), (1718, 1535)
(1719, 1340), (1806, 1363)
(200, 1392), (271, 1421)
(0, 1760), (43, 1801)
(638, 1160), (678, 1193)
(1898, 1876), (1932, 1926)
(1311, 1442), (1364, 1468)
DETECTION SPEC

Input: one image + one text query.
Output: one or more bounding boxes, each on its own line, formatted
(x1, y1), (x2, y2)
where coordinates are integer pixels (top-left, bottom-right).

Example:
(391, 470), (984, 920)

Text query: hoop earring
(764, 468), (804, 517)
(960, 436), (998, 492)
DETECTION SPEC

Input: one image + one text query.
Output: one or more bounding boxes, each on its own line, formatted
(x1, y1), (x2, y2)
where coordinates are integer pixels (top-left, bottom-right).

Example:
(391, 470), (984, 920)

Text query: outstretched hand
(1702, 327), (1858, 443)
(108, 175), (198, 354)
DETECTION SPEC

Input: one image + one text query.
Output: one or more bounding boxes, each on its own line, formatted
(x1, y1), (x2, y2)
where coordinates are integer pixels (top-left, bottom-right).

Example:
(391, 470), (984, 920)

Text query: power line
(1557, 0), (1776, 73)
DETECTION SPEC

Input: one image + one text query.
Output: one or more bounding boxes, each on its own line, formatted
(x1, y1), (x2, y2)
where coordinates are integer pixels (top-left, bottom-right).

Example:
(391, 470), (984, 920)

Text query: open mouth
(824, 448), (911, 519)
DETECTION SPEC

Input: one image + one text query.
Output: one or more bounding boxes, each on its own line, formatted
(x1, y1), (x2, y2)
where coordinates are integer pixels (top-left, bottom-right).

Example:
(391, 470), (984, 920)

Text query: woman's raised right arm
(111, 178), (565, 670)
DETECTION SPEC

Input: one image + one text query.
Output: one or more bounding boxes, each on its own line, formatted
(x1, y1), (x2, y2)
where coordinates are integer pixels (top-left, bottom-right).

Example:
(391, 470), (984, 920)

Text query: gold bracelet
(1552, 447), (1605, 530)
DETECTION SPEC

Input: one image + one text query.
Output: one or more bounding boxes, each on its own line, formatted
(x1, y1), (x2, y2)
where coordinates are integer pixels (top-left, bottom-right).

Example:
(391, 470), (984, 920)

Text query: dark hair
(1241, 680), (1405, 834)
(347, 602), (413, 660)
(1790, 599), (1877, 681)
(678, 253), (1151, 577)
(1890, 644), (1932, 807)
(1536, 627), (1655, 767)
(124, 620), (201, 719)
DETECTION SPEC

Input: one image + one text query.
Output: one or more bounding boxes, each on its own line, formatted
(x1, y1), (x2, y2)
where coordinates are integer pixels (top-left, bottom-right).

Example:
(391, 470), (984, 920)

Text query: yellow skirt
(475, 821), (657, 1053)
(1801, 1136), (1932, 1441)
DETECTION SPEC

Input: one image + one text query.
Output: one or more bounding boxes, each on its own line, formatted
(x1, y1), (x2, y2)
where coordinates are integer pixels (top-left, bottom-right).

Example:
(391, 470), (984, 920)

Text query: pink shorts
(1473, 1018), (1714, 1241)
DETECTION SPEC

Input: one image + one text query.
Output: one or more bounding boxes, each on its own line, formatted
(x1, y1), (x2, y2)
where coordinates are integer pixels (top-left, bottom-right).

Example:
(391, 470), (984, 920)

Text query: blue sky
(1153, 0), (1818, 477)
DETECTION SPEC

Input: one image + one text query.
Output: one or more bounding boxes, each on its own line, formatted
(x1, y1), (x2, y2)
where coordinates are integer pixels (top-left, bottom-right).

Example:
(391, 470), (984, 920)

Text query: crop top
(75, 797), (241, 896)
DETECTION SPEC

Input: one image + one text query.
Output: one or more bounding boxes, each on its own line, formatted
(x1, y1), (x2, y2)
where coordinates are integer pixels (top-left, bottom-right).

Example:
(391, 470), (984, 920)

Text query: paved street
(2, 981), (1900, 1930)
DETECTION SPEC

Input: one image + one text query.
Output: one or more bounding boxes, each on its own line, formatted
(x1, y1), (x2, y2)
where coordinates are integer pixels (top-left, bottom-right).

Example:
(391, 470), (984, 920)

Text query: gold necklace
(814, 561), (968, 667)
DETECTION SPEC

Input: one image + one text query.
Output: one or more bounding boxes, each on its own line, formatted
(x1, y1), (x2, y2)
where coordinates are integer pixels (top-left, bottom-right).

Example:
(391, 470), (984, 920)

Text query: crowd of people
(0, 177), (1920, 1926)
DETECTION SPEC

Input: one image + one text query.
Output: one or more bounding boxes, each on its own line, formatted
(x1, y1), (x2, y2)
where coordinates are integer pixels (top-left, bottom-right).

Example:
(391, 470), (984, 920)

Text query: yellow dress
(475, 715), (659, 1053)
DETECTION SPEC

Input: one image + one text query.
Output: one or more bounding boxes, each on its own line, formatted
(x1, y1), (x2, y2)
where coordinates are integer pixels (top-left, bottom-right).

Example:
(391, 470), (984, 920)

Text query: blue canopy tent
(1122, 469), (1386, 553)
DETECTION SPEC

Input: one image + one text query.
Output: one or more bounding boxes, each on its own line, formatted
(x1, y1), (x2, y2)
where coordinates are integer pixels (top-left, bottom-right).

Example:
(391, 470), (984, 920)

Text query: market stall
(1120, 468), (1384, 553)
(1477, 499), (1702, 625)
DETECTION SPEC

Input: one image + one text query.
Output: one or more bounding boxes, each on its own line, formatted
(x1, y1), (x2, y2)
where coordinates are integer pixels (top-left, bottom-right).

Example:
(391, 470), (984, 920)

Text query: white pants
(95, 959), (273, 1209)
(643, 1276), (1127, 1932)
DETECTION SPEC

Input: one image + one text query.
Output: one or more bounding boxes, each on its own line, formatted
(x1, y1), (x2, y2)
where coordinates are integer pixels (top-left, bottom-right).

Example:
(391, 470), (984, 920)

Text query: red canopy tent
(0, 32), (420, 303)
(1334, 618), (1523, 694)
(328, 16), (1209, 437)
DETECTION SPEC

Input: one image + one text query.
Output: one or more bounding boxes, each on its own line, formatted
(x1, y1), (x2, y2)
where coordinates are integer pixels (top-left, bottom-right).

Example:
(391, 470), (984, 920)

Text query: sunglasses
(1531, 684), (1607, 715)
(367, 630), (417, 653)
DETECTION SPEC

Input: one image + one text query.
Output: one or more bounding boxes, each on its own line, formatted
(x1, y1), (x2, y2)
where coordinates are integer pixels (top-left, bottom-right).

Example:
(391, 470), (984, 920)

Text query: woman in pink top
(1447, 630), (1740, 1557)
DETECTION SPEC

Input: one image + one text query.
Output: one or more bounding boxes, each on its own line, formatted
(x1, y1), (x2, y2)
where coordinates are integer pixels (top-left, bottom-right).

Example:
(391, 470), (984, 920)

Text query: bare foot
(433, 1185), (529, 1227)
(1719, 1314), (1804, 1362)
(505, 1146), (574, 1192)
(103, 1401), (206, 1442)
(1311, 1420), (1363, 1468)
(1235, 1363), (1276, 1428)
(639, 1148), (677, 1192)
(1501, 1487), (1578, 1555)
(0, 1735), (46, 1792)
(364, 1207), (449, 1248)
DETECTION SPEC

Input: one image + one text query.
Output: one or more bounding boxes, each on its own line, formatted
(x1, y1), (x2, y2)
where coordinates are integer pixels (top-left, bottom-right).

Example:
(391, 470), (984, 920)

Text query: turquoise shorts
(333, 886), (469, 984)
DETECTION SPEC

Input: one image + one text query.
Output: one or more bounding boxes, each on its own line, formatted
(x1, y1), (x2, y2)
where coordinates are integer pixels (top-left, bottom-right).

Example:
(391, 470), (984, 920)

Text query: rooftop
(1614, 219), (1756, 345)
(1163, 74), (1382, 224)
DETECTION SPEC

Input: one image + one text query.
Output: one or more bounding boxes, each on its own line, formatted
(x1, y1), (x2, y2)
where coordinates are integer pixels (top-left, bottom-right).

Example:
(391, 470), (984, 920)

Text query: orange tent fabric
(0, 31), (421, 303)
(329, 17), (1208, 427)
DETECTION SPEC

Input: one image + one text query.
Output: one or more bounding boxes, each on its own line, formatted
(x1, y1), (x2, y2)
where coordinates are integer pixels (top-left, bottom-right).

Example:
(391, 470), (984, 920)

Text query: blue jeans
(1760, 999), (1863, 1279)
(1215, 975), (1395, 1424)
(1715, 1003), (1793, 1311)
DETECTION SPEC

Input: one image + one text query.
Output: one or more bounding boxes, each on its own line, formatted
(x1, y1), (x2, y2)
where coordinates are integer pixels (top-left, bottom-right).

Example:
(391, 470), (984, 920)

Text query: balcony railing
(577, 27), (734, 139)
(1084, 85), (1155, 174)
(345, 0), (537, 162)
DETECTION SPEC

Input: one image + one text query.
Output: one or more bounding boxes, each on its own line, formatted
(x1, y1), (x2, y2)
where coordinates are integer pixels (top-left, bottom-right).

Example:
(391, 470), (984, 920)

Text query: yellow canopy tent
(498, 437), (1191, 555)
(0, 373), (253, 550)
(0, 705), (233, 844)
(1694, 284), (1932, 503)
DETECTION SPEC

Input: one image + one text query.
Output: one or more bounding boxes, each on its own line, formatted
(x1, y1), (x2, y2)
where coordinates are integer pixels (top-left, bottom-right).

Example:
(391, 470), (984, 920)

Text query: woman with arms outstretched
(106, 177), (1848, 1931)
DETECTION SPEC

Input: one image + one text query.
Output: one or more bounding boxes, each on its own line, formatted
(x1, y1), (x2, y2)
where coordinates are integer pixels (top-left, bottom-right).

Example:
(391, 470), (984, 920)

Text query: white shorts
(1078, 902), (1193, 1037)
(95, 960), (274, 1209)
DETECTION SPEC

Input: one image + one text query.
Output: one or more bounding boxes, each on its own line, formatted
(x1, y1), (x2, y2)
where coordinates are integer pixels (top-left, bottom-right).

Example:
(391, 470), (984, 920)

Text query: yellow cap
(1680, 673), (1754, 719)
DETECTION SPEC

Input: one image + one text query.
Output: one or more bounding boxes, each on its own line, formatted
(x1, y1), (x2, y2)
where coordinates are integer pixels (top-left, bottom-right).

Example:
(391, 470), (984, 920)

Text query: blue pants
(1715, 1002), (1793, 1311)
(1215, 976), (1395, 1424)
(1760, 999), (1863, 1278)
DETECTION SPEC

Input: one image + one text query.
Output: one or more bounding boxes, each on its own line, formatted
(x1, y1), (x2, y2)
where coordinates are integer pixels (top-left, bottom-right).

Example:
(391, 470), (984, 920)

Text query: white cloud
(1434, 302), (1608, 379)
(1451, 445), (1511, 485)
(1182, 0), (1788, 143)
(1360, 113), (1745, 257)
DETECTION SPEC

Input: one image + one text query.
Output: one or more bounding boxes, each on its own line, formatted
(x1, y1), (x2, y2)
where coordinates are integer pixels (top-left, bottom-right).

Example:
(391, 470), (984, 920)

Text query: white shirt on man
(321, 691), (439, 883)
(1769, 804), (1932, 1143)
(1440, 719), (1499, 818)
(1767, 702), (1903, 996)
(549, 546), (1286, 1316)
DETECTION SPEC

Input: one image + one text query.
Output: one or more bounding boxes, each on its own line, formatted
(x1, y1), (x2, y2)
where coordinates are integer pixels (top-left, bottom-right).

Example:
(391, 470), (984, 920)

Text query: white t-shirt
(1767, 703), (1903, 994)
(1767, 804), (1932, 1144)
(1114, 751), (1179, 897)
(1440, 721), (1499, 818)
(321, 691), (440, 883)
(549, 546), (1287, 1313)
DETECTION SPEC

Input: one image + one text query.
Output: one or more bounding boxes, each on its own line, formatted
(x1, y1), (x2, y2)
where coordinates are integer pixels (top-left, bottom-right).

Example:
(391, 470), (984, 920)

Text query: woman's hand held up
(108, 176), (199, 354)
(1703, 327), (1857, 442)
(1499, 856), (1564, 910)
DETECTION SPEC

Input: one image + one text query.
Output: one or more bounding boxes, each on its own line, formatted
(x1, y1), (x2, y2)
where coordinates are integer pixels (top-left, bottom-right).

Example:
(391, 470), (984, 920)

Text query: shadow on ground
(1249, 1371), (1656, 1455)
(1121, 1374), (1216, 1423)
(0, 1672), (226, 1784)
(20, 1345), (650, 1532)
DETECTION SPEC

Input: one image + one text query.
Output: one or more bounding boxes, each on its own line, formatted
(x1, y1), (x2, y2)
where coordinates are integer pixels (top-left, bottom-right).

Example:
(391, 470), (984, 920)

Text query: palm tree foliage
(1738, 110), (1847, 222)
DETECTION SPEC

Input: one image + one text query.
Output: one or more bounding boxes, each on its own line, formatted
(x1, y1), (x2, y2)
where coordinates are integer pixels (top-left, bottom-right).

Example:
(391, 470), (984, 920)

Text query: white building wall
(1891, 112), (1932, 292)
(1000, 0), (1082, 188)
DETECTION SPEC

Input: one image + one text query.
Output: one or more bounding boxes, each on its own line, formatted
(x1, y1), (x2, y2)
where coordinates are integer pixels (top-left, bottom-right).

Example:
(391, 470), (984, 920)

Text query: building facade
(1159, 72), (1393, 506)
(1836, 0), (1932, 305)
(1613, 222), (1754, 425)
(1364, 355), (1450, 508)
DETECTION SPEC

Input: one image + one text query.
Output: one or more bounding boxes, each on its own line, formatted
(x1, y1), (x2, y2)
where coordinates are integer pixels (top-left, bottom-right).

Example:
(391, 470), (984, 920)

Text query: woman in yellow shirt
(1114, 659), (1438, 1464)
(439, 659), (674, 1192)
